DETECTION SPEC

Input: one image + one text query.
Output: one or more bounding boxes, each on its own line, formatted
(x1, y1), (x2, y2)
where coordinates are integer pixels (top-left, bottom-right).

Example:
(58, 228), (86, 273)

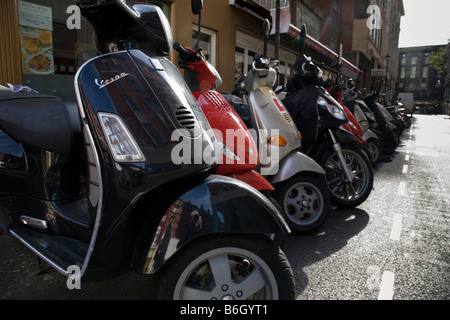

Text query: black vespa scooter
(281, 25), (374, 209)
(0, 0), (295, 300)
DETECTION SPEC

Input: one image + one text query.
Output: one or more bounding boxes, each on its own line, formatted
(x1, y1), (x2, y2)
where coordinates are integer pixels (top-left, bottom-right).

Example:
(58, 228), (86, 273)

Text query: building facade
(396, 45), (447, 113)
(1, 0), (405, 101)
(332, 0), (404, 99)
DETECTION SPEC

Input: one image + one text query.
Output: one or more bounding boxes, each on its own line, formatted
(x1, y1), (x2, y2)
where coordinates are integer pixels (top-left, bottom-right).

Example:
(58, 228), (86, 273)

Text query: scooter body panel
(267, 150), (325, 185)
(0, 129), (27, 195)
(135, 174), (290, 274)
(195, 90), (259, 174)
(248, 87), (302, 176)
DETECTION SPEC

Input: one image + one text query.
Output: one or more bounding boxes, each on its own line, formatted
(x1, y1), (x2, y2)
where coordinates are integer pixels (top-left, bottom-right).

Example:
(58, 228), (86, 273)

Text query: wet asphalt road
(0, 114), (449, 300)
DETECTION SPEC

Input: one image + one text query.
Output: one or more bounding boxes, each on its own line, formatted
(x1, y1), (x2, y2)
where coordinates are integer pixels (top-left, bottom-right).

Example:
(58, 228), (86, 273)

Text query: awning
(230, 0), (360, 77)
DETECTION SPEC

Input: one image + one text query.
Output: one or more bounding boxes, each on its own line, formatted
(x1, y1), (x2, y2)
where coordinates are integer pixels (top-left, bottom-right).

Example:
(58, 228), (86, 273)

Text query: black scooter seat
(0, 91), (82, 156)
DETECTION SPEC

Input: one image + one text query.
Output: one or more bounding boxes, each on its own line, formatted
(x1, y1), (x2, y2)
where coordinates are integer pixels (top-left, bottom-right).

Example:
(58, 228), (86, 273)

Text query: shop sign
(371, 69), (386, 78)
(18, 0), (54, 75)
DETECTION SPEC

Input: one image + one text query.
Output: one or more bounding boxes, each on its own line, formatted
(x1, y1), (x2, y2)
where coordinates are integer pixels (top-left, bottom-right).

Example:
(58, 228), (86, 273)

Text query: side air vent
(282, 112), (294, 126)
(175, 105), (199, 132)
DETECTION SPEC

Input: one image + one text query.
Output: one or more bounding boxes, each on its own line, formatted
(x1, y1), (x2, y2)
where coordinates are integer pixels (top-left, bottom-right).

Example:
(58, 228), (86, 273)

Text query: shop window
(422, 66), (429, 78)
(410, 66), (416, 79)
(192, 25), (217, 66)
(235, 30), (296, 81)
(18, 0), (169, 102)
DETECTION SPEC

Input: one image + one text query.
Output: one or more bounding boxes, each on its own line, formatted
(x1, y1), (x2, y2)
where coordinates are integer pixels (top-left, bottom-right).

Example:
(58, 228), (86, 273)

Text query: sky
(399, 0), (450, 48)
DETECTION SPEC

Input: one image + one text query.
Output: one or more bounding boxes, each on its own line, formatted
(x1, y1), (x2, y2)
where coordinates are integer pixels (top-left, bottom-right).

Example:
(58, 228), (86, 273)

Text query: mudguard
(136, 175), (290, 274)
(334, 127), (363, 149)
(267, 150), (325, 185)
(228, 170), (274, 191)
(362, 129), (379, 142)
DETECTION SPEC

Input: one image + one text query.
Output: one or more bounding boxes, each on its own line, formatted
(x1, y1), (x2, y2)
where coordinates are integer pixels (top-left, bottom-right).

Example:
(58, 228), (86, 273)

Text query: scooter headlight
(98, 112), (146, 163)
(318, 96), (347, 121)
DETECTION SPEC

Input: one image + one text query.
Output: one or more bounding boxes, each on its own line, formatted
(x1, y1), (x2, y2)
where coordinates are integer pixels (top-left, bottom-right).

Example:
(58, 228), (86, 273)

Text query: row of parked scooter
(176, 16), (409, 237)
(0, 0), (408, 300)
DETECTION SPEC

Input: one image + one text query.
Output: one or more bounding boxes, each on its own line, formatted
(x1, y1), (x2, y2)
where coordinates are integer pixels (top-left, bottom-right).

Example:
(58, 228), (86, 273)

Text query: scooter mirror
(262, 19), (270, 58)
(191, 0), (203, 15)
(262, 19), (270, 40)
(299, 24), (307, 54)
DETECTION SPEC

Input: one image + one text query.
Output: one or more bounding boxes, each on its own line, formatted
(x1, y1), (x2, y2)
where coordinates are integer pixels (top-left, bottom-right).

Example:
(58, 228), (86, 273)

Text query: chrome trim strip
(74, 55), (106, 279)
(19, 216), (48, 231)
(9, 229), (71, 277)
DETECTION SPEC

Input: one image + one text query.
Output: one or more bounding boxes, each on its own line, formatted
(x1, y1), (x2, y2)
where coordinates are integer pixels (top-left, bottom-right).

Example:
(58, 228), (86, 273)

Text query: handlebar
(173, 42), (200, 63)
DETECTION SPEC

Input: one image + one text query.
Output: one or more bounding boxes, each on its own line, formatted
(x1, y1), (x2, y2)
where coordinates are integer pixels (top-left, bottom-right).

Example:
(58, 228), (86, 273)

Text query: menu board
(18, 0), (54, 75)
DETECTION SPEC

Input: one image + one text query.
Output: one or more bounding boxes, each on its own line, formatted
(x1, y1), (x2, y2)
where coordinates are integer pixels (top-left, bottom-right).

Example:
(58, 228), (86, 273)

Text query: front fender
(135, 175), (290, 274)
(334, 127), (363, 149)
(362, 129), (379, 142)
(267, 150), (325, 185)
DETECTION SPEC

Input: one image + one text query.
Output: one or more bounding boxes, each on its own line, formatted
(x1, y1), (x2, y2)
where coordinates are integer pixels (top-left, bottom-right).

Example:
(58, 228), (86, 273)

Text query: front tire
(273, 174), (330, 234)
(155, 234), (296, 300)
(365, 138), (381, 166)
(318, 145), (374, 209)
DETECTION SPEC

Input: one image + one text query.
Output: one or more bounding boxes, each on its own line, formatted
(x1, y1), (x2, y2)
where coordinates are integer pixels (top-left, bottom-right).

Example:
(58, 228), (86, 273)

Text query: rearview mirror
(262, 19), (270, 40)
(299, 24), (307, 54)
(191, 0), (203, 15)
(262, 19), (270, 58)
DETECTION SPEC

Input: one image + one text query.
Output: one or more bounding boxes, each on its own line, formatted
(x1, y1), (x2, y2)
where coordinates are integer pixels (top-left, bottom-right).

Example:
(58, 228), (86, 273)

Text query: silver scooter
(227, 20), (330, 234)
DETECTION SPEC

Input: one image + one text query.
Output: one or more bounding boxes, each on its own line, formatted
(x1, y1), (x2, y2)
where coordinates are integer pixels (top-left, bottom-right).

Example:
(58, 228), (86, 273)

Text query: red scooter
(174, 42), (274, 193)
(326, 84), (366, 145)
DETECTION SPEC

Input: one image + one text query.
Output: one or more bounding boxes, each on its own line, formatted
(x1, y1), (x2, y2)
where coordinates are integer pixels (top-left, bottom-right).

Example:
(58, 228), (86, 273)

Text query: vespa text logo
(367, 5), (382, 30)
(95, 73), (130, 90)
(66, 265), (81, 290)
(66, 5), (81, 30)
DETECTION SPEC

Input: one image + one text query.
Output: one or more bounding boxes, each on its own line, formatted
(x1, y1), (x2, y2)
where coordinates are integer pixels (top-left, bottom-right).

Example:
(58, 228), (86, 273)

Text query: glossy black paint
(0, 2), (290, 278)
(0, 130), (26, 195)
(79, 1), (172, 56)
(134, 174), (289, 274)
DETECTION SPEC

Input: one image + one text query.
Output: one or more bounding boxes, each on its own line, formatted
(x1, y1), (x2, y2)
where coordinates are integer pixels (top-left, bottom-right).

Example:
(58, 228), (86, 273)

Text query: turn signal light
(98, 112), (146, 163)
(269, 135), (287, 147)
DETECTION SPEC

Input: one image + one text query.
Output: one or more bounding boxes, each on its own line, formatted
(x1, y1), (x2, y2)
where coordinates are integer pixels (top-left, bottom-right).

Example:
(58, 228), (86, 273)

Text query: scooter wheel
(154, 234), (296, 300)
(381, 130), (399, 155)
(365, 138), (381, 166)
(318, 145), (374, 209)
(273, 173), (330, 234)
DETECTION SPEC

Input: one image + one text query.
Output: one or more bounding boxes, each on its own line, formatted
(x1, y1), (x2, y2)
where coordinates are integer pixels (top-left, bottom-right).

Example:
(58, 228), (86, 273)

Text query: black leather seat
(0, 91), (82, 156)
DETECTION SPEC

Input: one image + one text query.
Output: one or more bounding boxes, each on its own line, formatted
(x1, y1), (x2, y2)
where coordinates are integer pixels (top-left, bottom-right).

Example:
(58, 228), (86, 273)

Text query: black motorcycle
(0, 0), (295, 300)
(281, 25), (374, 209)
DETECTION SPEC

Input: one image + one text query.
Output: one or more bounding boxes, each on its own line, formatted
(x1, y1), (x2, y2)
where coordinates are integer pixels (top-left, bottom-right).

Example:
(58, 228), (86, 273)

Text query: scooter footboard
(135, 175), (289, 274)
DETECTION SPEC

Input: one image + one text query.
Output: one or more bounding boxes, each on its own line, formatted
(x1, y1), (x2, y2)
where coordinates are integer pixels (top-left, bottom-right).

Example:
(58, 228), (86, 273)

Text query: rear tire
(155, 234), (296, 300)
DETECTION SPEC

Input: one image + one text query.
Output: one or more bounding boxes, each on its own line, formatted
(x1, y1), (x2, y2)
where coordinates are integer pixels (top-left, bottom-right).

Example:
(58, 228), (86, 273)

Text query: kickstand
(35, 257), (55, 276)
